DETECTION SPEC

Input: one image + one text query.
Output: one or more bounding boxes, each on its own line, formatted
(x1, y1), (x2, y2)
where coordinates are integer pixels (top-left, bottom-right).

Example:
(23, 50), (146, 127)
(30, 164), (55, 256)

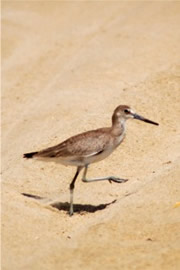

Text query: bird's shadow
(21, 193), (117, 214)
(51, 200), (117, 214)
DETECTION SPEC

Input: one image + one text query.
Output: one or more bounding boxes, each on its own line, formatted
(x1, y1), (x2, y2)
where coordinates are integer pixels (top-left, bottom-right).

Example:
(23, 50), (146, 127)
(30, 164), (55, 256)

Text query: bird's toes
(108, 177), (128, 183)
(120, 178), (128, 183)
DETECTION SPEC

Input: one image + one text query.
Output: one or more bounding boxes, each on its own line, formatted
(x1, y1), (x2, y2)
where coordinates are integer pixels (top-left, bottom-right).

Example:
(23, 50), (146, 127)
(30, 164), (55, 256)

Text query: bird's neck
(111, 118), (126, 136)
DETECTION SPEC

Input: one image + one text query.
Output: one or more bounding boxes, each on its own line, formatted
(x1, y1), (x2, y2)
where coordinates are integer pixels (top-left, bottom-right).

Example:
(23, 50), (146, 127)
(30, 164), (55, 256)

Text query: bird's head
(112, 105), (159, 126)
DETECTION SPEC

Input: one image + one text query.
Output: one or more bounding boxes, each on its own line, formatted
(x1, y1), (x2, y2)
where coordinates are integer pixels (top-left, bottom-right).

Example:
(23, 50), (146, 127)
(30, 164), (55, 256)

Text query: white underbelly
(86, 148), (114, 164)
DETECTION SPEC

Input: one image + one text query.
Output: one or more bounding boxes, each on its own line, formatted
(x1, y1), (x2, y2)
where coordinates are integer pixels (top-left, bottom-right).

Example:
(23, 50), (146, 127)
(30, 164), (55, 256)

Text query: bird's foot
(108, 177), (128, 184)
(69, 210), (74, 216)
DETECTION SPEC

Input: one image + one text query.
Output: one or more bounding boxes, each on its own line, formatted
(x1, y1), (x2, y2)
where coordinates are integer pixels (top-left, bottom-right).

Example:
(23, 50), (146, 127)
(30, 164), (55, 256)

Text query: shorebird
(24, 105), (159, 216)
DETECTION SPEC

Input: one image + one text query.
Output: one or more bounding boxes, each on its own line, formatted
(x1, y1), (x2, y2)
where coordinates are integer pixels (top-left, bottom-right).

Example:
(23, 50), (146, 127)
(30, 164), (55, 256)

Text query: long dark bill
(133, 113), (159, 126)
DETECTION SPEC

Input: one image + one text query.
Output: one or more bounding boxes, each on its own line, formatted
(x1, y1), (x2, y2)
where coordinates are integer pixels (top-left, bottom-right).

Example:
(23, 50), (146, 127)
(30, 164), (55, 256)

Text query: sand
(2, 1), (180, 269)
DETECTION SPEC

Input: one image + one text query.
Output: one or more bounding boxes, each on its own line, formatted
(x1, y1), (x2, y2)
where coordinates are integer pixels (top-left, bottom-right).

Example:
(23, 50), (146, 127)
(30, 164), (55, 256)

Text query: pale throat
(112, 117), (126, 136)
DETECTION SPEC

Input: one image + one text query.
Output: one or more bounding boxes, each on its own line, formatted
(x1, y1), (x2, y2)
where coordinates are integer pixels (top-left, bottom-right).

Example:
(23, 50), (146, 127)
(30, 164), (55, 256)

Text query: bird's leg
(69, 166), (83, 216)
(82, 165), (128, 184)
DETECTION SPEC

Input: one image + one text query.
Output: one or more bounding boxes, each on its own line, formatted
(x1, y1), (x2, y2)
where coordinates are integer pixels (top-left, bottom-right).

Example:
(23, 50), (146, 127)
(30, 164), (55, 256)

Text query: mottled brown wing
(36, 128), (111, 158)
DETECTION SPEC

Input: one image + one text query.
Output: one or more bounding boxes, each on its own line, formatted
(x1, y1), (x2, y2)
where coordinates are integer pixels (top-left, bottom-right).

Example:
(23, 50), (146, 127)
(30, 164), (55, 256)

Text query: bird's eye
(124, 109), (129, 114)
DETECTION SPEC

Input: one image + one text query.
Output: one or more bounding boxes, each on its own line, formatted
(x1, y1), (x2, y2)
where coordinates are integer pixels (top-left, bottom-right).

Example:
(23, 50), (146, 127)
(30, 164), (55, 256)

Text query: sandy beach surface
(2, 1), (180, 269)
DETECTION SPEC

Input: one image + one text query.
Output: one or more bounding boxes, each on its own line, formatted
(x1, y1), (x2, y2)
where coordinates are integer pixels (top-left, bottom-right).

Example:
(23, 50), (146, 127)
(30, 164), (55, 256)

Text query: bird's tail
(23, 151), (38, 159)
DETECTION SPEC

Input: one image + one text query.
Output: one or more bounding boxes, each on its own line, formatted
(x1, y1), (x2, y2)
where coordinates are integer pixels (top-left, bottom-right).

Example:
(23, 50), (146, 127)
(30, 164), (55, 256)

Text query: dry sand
(2, 1), (180, 269)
